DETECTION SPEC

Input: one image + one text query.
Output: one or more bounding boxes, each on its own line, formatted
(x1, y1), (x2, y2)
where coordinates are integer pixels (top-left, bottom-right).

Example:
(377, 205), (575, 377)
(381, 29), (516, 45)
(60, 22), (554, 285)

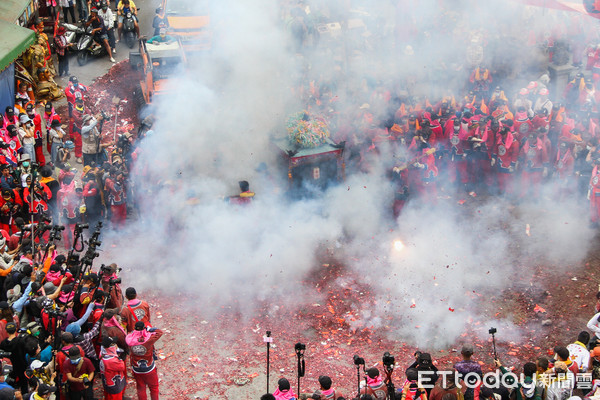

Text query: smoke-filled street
(4, 0), (600, 399)
(88, 0), (600, 398)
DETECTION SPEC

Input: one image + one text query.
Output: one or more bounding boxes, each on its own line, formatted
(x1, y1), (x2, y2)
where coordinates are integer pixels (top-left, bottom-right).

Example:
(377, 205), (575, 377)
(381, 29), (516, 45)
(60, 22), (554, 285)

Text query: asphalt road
(54, 0), (161, 89)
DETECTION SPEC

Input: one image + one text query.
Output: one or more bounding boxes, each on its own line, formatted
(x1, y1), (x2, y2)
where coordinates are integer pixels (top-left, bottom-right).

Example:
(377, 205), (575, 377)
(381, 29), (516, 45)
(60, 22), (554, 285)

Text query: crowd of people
(249, 1), (600, 399)
(275, 2), (600, 223)
(3, 0), (600, 399)
(261, 325), (600, 400)
(0, 0), (162, 398)
(0, 84), (154, 399)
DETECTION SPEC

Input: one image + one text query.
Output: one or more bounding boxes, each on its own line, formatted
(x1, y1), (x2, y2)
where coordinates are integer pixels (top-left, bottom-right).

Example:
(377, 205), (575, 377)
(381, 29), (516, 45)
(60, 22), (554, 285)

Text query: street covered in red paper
(55, 0), (600, 399)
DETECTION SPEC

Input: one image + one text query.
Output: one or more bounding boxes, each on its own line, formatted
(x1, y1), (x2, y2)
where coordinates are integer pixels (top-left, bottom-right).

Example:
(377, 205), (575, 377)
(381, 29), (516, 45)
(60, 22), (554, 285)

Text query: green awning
(0, 20), (35, 72)
(0, 0), (31, 24)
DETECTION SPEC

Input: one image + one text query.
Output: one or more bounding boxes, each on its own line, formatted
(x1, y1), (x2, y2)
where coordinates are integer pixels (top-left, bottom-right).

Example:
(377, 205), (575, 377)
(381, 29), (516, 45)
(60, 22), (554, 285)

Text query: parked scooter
(76, 24), (107, 66)
(62, 21), (85, 46)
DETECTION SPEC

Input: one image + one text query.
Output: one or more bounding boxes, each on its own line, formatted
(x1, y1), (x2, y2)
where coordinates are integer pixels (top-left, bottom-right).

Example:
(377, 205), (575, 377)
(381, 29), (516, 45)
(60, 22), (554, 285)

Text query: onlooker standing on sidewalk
(59, 0), (76, 24)
(98, 1), (116, 55)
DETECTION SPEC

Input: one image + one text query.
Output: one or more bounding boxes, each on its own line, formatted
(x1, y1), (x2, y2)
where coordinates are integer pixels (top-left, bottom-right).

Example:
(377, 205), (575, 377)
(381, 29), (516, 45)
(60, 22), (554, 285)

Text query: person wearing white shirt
(98, 1), (116, 54)
(587, 312), (600, 343)
(567, 331), (591, 373)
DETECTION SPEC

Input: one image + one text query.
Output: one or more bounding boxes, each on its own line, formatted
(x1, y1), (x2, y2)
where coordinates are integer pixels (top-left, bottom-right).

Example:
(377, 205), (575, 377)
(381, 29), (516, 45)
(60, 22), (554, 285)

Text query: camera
(489, 327), (497, 335)
(353, 355), (365, 366)
(45, 308), (67, 318)
(0, 350), (11, 358)
(4, 376), (15, 387)
(294, 342), (305, 353)
(53, 225), (65, 231)
(68, 254), (80, 265)
(76, 223), (89, 230)
(100, 111), (111, 121)
(82, 376), (90, 385)
(0, 142), (9, 149)
(383, 352), (395, 367)
(109, 278), (121, 285)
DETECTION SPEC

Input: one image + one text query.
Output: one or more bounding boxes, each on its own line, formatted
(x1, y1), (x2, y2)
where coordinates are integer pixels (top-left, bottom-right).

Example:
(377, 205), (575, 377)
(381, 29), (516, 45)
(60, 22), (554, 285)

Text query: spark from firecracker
(393, 240), (405, 252)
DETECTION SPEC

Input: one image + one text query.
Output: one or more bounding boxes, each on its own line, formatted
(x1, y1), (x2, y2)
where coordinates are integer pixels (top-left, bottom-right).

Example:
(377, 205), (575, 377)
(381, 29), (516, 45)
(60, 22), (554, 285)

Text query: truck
(130, 38), (185, 114)
(162, 0), (211, 54)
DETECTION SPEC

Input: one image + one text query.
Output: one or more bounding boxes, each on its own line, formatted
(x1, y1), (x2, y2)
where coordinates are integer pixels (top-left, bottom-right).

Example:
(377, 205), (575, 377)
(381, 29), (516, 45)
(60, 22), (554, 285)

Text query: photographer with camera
(15, 154), (34, 185)
(1, 321), (29, 393)
(63, 345), (95, 400)
(82, 112), (111, 167)
(409, 352), (438, 397)
(25, 103), (45, 168)
(22, 174), (52, 224)
(99, 264), (123, 310)
(0, 166), (17, 191)
(17, 115), (35, 164)
(49, 119), (66, 167)
(361, 368), (387, 400)
(399, 368), (428, 400)
(104, 168), (127, 229)
(69, 302), (104, 371)
(120, 287), (150, 333)
(5, 125), (22, 166)
(70, 96), (86, 165)
(57, 172), (83, 245)
(81, 168), (103, 229)
(0, 189), (23, 235)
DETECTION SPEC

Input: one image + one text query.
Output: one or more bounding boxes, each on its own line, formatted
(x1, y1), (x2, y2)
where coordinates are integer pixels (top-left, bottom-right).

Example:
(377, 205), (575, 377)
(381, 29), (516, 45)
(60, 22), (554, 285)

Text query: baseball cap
(38, 384), (56, 396)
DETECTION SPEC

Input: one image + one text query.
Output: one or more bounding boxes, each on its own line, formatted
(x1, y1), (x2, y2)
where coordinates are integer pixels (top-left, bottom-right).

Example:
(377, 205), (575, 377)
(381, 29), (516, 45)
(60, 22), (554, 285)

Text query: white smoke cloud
(101, 0), (596, 347)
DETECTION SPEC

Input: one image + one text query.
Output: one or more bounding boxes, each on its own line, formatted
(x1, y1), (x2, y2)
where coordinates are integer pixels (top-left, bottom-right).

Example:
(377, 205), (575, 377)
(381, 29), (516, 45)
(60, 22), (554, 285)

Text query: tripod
(354, 355), (366, 398)
(265, 331), (272, 394)
(295, 343), (305, 397)
(383, 352), (396, 400)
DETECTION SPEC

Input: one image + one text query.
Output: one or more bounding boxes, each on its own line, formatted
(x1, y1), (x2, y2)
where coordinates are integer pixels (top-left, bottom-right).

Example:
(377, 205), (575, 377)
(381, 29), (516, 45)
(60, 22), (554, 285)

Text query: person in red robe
(519, 129), (550, 199)
(554, 141), (575, 200)
(589, 157), (600, 225)
(492, 127), (519, 196)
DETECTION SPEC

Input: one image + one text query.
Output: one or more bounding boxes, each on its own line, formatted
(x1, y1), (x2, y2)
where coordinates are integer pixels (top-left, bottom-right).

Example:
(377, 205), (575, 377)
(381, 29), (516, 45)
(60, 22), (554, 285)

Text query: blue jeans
(51, 142), (61, 165)
(23, 143), (35, 163)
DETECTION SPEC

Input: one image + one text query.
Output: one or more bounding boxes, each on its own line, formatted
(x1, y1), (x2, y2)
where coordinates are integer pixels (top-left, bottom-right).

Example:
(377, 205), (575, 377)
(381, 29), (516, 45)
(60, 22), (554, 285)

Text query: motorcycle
(122, 9), (139, 49)
(76, 24), (107, 66)
(62, 21), (85, 46)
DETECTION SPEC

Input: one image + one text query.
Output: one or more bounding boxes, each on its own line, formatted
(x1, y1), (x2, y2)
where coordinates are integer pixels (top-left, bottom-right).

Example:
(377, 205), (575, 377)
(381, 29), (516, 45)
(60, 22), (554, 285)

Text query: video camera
(100, 264), (122, 274)
(48, 225), (65, 242)
(44, 306), (67, 319)
(295, 342), (305, 353)
(109, 277), (121, 285)
(117, 134), (131, 152)
(383, 352), (395, 367)
(75, 223), (89, 231)
(100, 110), (112, 121)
